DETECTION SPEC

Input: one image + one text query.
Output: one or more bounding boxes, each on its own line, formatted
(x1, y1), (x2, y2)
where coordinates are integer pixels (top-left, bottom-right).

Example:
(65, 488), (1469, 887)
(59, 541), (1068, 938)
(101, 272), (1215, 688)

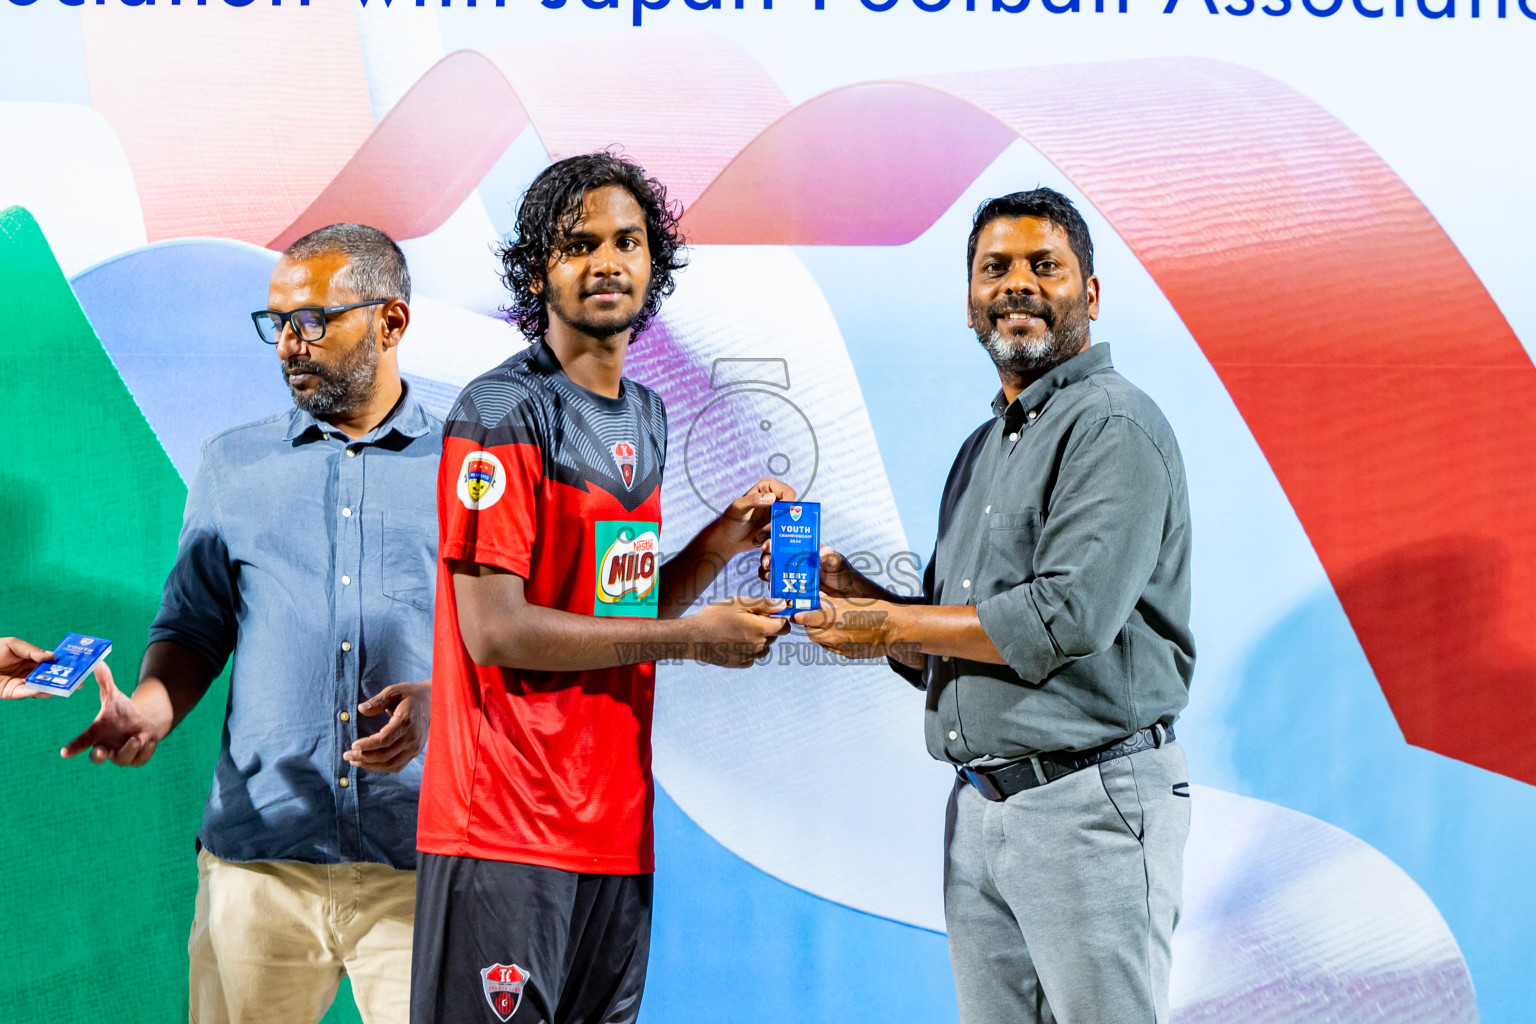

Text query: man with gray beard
(789, 189), (1195, 1024)
(62, 224), (440, 1024)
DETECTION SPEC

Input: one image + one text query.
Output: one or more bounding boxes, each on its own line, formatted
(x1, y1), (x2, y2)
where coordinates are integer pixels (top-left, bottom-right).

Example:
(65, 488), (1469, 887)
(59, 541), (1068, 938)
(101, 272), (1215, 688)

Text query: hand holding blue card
(2, 636), (58, 699)
(23, 634), (113, 697)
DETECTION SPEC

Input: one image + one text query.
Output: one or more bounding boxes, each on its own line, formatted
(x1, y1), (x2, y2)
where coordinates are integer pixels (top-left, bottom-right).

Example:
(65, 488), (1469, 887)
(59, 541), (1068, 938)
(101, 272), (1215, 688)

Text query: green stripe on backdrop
(0, 207), (364, 1023)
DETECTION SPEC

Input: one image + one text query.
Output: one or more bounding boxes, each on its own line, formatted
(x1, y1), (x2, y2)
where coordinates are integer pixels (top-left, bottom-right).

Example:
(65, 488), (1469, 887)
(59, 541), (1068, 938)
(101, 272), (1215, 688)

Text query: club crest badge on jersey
(480, 963), (528, 1022)
(610, 440), (637, 490)
(457, 450), (506, 510)
(595, 521), (660, 617)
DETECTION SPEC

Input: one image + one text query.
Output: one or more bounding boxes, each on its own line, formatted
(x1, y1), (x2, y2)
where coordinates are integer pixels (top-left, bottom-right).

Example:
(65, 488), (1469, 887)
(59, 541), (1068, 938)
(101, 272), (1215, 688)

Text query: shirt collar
(529, 337), (630, 412)
(529, 337), (563, 376)
(283, 381), (433, 444)
(990, 342), (1113, 423)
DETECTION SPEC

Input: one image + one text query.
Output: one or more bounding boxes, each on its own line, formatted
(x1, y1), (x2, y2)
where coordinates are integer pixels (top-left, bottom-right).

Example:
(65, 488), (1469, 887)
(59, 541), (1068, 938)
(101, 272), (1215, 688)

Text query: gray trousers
(943, 742), (1190, 1024)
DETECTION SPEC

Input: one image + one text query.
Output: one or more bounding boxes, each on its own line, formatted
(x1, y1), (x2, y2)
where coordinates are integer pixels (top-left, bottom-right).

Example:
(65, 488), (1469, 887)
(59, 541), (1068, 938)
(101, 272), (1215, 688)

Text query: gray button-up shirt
(149, 388), (442, 868)
(892, 344), (1194, 762)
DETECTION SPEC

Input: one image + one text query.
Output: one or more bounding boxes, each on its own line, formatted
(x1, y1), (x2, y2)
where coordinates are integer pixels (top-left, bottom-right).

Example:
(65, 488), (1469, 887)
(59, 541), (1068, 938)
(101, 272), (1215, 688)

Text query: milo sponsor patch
(594, 520), (661, 617)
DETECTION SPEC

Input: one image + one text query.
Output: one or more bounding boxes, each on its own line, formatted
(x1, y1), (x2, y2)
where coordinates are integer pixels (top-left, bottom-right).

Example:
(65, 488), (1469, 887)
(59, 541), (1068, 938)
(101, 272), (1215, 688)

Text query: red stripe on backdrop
(270, 31), (790, 248)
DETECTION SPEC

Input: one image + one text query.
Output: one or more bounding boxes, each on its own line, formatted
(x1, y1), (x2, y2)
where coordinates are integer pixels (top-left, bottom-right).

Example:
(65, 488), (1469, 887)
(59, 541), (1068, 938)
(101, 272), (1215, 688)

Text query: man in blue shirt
(62, 223), (442, 1024)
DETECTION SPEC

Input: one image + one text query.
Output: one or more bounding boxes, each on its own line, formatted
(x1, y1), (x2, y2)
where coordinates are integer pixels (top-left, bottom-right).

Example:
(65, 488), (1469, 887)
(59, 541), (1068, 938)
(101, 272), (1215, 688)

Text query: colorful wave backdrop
(1, 4), (1533, 1022)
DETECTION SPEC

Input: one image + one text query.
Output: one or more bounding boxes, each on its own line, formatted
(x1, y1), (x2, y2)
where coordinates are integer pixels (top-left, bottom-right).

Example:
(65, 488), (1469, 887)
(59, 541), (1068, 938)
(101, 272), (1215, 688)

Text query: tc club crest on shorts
(457, 450), (506, 511)
(611, 440), (637, 489)
(480, 962), (529, 1021)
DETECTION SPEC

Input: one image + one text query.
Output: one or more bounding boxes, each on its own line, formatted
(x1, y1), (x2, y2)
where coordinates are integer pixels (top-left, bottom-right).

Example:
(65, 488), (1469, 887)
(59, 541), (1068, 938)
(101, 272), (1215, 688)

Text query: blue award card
(770, 501), (820, 616)
(23, 634), (112, 696)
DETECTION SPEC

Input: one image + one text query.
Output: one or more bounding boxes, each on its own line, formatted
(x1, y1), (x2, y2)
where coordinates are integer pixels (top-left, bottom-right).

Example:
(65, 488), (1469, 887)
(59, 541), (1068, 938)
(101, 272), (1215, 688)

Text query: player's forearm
(658, 526), (735, 619)
(463, 602), (704, 671)
(135, 639), (219, 736)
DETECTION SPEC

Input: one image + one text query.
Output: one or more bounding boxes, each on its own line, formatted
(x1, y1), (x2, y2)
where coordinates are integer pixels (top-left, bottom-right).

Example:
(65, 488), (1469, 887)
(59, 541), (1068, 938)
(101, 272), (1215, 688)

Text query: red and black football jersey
(419, 340), (667, 874)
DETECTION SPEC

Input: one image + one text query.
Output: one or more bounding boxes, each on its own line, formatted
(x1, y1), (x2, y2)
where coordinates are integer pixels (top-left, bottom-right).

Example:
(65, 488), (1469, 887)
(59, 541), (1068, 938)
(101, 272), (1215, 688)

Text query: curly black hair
(498, 151), (688, 341)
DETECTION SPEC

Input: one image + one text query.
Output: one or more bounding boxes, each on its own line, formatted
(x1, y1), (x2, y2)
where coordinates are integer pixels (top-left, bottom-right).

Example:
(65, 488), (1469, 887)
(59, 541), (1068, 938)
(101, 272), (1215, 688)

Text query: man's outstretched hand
(1, 637), (54, 700)
(61, 662), (167, 766)
(345, 682), (431, 773)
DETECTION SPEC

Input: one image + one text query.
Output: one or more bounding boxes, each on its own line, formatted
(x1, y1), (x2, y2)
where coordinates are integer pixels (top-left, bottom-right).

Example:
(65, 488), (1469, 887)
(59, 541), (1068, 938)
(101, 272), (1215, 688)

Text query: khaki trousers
(188, 849), (416, 1024)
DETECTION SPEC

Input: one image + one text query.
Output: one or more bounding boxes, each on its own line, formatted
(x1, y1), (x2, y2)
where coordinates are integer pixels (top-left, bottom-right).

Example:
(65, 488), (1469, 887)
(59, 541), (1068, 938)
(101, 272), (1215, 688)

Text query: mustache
(283, 358), (327, 376)
(581, 284), (633, 298)
(988, 297), (1054, 326)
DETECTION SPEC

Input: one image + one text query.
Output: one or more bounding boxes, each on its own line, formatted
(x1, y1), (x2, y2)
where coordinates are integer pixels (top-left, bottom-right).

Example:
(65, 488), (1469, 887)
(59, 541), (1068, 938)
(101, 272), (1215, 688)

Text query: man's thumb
(360, 687), (395, 715)
(94, 660), (116, 699)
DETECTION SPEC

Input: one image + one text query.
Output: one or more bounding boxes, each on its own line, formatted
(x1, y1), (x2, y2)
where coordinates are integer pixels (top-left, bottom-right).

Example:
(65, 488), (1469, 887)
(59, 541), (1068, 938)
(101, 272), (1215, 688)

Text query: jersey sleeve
(439, 386), (544, 579)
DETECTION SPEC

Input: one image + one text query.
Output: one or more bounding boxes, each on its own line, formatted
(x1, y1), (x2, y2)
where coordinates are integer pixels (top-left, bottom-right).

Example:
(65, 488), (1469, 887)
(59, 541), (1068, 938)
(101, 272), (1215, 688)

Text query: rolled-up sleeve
(976, 414), (1169, 684)
(148, 441), (237, 671)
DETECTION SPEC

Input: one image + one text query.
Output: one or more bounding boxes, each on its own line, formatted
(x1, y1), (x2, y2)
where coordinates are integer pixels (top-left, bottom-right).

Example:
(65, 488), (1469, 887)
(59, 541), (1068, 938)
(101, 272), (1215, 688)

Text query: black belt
(956, 724), (1174, 802)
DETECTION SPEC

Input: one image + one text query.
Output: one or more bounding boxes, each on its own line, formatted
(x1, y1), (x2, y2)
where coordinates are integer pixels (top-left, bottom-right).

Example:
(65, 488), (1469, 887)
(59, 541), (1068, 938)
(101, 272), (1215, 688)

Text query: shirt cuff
(976, 586), (1062, 684)
(146, 623), (231, 675)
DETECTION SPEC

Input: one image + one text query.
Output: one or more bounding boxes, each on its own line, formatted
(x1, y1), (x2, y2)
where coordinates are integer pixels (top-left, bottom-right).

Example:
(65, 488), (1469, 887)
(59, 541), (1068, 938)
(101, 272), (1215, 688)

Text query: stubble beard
(283, 325), (380, 418)
(547, 287), (643, 342)
(973, 292), (1092, 381)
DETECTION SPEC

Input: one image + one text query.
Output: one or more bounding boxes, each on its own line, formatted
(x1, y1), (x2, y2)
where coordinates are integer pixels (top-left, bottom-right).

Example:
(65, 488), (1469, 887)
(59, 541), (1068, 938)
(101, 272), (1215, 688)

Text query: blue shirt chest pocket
(381, 510), (436, 611)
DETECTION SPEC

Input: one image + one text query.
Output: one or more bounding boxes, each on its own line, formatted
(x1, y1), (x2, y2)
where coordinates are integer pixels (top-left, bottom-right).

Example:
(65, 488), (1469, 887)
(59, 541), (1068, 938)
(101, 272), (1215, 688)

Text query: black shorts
(409, 853), (652, 1024)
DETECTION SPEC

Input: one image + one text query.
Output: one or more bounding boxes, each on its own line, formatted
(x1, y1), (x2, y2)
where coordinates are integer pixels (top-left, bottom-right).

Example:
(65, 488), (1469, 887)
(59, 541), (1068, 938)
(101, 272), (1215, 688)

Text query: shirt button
(342, 507), (352, 518)
(346, 448), (357, 458)
(1008, 433), (1018, 442)
(339, 711), (350, 722)
(985, 505), (991, 514)
(949, 731), (958, 741)
(338, 777), (349, 788)
(341, 641), (352, 652)
(1027, 410), (1038, 422)
(341, 575), (351, 586)
(941, 655), (950, 662)
(962, 579), (971, 588)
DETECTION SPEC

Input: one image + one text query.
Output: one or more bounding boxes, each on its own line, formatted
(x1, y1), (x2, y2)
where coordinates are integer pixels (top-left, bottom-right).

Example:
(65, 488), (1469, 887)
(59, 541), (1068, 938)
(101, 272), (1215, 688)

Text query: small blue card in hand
(24, 634), (113, 696)
(770, 501), (820, 616)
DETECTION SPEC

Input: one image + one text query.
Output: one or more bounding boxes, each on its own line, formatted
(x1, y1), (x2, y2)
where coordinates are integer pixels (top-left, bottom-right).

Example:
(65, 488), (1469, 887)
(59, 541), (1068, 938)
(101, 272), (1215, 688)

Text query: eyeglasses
(251, 300), (393, 345)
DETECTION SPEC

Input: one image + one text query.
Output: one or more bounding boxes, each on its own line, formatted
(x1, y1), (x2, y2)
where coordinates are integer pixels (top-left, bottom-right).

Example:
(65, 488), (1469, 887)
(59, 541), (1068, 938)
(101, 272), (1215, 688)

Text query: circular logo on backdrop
(456, 450), (506, 510)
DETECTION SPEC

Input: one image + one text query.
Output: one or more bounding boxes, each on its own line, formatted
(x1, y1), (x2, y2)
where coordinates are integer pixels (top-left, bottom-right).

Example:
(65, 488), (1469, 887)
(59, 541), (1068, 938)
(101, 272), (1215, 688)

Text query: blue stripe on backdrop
(647, 784), (959, 1024)
(71, 239), (286, 482)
